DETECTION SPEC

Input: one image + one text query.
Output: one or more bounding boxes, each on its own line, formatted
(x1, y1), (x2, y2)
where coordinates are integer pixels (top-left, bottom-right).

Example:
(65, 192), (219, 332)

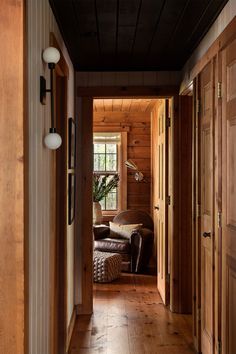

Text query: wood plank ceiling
(49, 0), (228, 71)
(93, 98), (157, 112)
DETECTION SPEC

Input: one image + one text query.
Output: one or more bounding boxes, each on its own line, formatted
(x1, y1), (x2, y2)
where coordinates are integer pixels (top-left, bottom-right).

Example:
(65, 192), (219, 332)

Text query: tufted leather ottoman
(93, 251), (122, 283)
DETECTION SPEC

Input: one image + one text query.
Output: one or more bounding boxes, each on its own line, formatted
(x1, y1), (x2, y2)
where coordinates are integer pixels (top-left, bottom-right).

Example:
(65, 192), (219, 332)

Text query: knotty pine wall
(93, 110), (152, 214)
(27, 0), (74, 353)
(0, 1), (25, 352)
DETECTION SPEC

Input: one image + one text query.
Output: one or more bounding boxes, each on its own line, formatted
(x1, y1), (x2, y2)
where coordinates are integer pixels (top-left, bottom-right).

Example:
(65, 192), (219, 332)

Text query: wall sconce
(125, 159), (145, 182)
(40, 46), (62, 150)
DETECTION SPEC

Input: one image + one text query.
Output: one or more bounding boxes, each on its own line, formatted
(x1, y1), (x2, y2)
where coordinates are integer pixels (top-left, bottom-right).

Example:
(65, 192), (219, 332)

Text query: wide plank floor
(69, 273), (194, 354)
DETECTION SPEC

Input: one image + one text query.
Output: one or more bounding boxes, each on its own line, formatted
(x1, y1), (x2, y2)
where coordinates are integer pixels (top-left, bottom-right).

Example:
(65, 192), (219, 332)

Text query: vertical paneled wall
(27, 0), (74, 353)
(93, 111), (151, 213)
(127, 118), (151, 213)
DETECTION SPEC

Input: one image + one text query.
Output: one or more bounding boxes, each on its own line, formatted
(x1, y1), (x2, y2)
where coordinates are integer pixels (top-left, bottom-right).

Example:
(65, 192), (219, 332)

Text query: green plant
(93, 174), (119, 202)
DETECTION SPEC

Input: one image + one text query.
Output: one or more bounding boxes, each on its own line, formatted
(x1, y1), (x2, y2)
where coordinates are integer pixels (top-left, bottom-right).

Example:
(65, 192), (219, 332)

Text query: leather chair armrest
(93, 225), (110, 240)
(130, 228), (154, 273)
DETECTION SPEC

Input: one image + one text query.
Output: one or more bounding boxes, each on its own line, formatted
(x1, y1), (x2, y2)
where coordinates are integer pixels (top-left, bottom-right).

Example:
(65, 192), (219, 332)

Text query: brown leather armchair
(93, 210), (154, 273)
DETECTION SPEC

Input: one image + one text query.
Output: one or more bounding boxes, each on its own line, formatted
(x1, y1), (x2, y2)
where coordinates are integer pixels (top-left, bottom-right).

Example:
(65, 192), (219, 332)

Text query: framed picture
(68, 117), (76, 169)
(68, 173), (75, 225)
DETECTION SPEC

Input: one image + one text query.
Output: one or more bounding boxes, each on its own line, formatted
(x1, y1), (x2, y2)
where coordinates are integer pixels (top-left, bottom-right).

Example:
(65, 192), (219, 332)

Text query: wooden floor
(69, 273), (194, 354)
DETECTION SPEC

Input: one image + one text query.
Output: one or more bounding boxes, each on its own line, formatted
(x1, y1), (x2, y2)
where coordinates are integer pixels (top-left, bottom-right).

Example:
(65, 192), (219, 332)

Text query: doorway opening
(70, 94), (194, 353)
(73, 88), (194, 353)
(92, 97), (174, 306)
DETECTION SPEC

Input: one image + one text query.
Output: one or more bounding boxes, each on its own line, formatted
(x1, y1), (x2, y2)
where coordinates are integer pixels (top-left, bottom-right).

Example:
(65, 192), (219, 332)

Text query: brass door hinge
(166, 273), (170, 283)
(218, 340), (222, 354)
(196, 99), (201, 113)
(167, 195), (171, 205)
(218, 82), (222, 99)
(218, 211), (222, 229)
(166, 117), (171, 128)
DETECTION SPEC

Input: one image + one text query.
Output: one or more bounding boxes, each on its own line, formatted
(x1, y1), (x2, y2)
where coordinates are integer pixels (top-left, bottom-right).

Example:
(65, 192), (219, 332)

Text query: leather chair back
(113, 210), (154, 231)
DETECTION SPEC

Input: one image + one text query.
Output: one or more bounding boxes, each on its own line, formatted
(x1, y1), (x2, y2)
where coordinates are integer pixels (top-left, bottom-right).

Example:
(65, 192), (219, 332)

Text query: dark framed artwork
(68, 117), (76, 169)
(68, 173), (75, 225)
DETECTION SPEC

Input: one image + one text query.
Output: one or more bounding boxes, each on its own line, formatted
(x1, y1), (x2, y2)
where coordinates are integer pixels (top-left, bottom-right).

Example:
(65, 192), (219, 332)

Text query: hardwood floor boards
(69, 273), (194, 354)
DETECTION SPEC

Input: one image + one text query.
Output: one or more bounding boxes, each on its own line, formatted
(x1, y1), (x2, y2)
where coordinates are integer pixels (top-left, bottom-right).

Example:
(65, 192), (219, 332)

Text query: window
(93, 133), (120, 211)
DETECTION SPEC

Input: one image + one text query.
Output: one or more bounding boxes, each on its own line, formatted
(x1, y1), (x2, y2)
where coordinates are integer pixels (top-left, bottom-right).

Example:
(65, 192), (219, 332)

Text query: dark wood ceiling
(49, 0), (228, 71)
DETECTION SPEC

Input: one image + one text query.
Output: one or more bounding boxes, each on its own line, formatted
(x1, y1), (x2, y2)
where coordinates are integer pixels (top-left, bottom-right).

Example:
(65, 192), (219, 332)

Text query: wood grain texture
(222, 37), (236, 354)
(94, 105), (152, 213)
(199, 62), (214, 354)
(76, 97), (93, 315)
(0, 1), (25, 353)
(49, 0), (227, 71)
(69, 273), (194, 354)
(94, 98), (157, 113)
(27, 0), (75, 352)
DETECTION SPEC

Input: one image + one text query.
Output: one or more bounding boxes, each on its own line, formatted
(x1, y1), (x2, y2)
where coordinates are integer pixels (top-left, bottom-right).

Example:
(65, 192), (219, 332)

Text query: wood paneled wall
(0, 1), (25, 352)
(27, 0), (74, 352)
(77, 71), (181, 87)
(93, 108), (152, 214)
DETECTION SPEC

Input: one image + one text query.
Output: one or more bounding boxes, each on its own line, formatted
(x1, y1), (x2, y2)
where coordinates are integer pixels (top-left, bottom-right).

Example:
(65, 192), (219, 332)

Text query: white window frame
(93, 130), (127, 216)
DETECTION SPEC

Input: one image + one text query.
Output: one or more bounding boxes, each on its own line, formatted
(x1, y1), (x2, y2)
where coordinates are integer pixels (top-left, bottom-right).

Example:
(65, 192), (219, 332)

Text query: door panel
(200, 62), (214, 354)
(222, 38), (236, 354)
(155, 99), (169, 305)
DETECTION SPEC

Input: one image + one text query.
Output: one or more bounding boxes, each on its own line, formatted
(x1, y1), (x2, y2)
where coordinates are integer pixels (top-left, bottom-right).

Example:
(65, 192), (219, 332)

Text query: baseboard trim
(66, 307), (76, 352)
(76, 304), (93, 315)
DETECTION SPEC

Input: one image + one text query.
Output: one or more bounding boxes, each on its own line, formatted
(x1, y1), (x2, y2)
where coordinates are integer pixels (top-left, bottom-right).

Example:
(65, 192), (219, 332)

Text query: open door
(199, 61), (214, 354)
(153, 99), (169, 305)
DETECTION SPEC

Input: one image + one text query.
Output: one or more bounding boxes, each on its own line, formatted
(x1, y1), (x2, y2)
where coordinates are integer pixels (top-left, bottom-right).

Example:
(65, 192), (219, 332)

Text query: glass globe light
(42, 47), (60, 64)
(44, 129), (62, 150)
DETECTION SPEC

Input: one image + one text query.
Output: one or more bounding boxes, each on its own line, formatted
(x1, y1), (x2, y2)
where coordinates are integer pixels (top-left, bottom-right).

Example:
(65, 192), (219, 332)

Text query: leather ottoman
(93, 251), (122, 283)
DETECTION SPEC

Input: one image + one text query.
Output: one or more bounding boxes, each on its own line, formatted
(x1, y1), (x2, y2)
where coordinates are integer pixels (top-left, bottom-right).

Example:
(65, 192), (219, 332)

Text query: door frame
(49, 33), (69, 354)
(74, 84), (189, 315)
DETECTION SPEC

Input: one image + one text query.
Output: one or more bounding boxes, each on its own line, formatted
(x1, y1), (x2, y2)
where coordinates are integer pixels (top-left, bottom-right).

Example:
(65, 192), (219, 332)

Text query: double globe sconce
(40, 46), (62, 150)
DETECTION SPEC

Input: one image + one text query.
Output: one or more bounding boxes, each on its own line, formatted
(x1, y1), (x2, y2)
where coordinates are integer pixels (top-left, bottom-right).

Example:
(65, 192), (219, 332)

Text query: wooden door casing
(222, 37), (236, 354)
(200, 61), (215, 354)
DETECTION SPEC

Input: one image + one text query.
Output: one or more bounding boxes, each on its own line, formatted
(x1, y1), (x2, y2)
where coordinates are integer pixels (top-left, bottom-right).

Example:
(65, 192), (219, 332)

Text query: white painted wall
(182, 0), (236, 85)
(27, 0), (74, 352)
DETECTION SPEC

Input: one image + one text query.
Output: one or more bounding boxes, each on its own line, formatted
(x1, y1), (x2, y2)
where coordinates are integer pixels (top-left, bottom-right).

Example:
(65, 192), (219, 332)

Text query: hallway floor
(69, 273), (194, 354)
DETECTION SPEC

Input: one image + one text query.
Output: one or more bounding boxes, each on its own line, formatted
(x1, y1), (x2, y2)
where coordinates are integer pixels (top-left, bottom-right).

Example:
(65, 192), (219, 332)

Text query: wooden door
(221, 37), (236, 354)
(200, 62), (214, 354)
(155, 99), (169, 305)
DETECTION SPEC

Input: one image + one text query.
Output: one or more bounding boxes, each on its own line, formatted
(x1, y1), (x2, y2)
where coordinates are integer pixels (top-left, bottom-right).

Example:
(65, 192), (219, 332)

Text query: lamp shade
(42, 47), (60, 64)
(44, 131), (62, 150)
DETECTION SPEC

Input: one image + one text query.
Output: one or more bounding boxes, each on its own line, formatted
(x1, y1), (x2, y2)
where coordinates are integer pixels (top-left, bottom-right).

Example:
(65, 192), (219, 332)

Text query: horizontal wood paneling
(94, 103), (154, 213)
(94, 98), (157, 113)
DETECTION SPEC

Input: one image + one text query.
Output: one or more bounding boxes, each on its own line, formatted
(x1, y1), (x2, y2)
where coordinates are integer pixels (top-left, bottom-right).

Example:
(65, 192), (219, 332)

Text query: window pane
(106, 192), (117, 210)
(94, 154), (105, 171)
(106, 144), (117, 153)
(94, 143), (105, 153)
(106, 154), (117, 171)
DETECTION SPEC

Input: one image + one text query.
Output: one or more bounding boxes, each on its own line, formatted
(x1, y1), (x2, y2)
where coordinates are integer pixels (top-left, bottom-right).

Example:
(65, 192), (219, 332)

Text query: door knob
(203, 231), (211, 238)
(154, 205), (160, 210)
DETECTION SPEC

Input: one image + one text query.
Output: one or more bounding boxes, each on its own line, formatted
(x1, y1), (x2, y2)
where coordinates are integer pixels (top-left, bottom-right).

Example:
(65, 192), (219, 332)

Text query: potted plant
(93, 173), (119, 224)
